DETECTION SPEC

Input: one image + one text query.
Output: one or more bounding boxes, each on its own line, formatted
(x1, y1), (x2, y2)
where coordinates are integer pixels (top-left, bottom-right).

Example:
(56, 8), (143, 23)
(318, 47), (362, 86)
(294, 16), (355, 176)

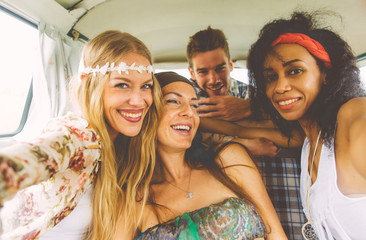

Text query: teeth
(209, 85), (223, 91)
(278, 98), (298, 106)
(172, 125), (191, 131)
(121, 112), (142, 118)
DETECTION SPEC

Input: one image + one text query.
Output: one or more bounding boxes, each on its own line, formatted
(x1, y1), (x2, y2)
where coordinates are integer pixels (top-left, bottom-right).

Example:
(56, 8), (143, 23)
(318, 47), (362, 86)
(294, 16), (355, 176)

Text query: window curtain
(16, 21), (84, 140)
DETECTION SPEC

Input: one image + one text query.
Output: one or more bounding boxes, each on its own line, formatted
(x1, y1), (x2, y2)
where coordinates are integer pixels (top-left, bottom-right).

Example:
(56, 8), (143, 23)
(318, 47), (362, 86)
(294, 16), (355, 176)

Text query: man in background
(186, 26), (305, 240)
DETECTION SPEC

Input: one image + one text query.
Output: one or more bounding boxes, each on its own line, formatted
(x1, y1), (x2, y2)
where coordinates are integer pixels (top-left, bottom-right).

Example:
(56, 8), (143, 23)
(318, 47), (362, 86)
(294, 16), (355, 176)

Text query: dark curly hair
(247, 11), (366, 146)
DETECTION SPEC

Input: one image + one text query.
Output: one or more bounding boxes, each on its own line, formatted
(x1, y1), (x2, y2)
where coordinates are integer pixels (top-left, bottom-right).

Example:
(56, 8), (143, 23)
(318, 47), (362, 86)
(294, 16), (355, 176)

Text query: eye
(191, 103), (199, 109)
(165, 99), (179, 104)
(264, 74), (278, 82)
(289, 68), (303, 75)
(216, 66), (226, 72)
(197, 70), (208, 75)
(142, 84), (153, 89)
(116, 83), (128, 88)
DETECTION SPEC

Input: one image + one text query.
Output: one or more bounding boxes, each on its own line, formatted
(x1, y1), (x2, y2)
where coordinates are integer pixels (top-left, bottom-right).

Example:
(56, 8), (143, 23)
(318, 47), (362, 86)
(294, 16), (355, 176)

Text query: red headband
(271, 33), (332, 68)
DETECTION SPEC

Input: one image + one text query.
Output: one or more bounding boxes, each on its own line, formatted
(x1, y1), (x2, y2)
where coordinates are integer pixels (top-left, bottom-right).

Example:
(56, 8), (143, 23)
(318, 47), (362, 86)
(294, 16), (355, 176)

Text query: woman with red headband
(247, 11), (366, 240)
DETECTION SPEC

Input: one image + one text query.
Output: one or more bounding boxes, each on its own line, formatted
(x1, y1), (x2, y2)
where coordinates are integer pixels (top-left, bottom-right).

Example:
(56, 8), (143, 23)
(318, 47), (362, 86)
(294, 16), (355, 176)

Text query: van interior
(0, 0), (365, 143)
(0, 1), (366, 239)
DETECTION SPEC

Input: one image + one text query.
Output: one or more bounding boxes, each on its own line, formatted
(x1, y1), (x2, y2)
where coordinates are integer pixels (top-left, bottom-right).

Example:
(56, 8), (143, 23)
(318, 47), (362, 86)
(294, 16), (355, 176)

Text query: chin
(278, 112), (302, 121)
(173, 142), (192, 150)
(120, 127), (143, 137)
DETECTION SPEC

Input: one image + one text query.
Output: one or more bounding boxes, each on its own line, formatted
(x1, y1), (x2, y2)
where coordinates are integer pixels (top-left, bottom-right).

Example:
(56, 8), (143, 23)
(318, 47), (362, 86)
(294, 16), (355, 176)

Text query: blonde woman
(0, 30), (161, 240)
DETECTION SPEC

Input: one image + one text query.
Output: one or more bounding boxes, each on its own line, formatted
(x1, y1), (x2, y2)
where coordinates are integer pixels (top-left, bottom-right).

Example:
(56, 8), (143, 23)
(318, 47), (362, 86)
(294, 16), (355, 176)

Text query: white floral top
(0, 113), (101, 240)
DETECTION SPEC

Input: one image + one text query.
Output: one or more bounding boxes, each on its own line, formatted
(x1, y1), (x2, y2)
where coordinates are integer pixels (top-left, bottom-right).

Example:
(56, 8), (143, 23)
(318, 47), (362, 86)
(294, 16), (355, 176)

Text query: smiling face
(263, 43), (326, 121)
(102, 52), (153, 140)
(189, 48), (233, 97)
(157, 82), (200, 152)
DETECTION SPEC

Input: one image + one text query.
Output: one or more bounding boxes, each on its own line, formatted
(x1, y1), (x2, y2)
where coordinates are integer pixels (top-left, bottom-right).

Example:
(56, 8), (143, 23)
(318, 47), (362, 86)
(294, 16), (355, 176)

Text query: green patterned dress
(135, 197), (266, 240)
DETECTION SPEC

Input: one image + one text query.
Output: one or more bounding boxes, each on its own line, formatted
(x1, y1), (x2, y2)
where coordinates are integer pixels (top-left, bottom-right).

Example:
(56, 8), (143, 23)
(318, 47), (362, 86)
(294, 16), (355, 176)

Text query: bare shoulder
(337, 97), (366, 148)
(215, 142), (256, 169)
(337, 97), (366, 124)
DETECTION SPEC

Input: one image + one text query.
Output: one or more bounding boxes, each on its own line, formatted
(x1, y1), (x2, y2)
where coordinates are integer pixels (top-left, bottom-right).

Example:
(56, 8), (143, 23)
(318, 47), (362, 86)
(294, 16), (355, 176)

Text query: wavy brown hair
(186, 26), (231, 67)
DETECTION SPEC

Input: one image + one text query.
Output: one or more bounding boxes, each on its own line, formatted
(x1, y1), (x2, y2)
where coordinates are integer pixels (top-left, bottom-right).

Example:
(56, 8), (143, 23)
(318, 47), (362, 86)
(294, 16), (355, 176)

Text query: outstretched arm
(216, 143), (288, 240)
(197, 96), (251, 121)
(0, 116), (101, 204)
(200, 118), (304, 148)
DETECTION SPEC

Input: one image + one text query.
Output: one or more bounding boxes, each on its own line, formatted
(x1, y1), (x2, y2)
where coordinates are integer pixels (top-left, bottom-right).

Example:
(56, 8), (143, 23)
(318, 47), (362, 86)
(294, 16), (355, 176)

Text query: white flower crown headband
(81, 62), (154, 76)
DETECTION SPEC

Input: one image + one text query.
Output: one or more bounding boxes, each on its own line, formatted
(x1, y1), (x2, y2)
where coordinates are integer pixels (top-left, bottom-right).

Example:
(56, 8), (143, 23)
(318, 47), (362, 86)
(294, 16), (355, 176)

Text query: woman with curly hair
(247, 11), (366, 240)
(0, 30), (161, 240)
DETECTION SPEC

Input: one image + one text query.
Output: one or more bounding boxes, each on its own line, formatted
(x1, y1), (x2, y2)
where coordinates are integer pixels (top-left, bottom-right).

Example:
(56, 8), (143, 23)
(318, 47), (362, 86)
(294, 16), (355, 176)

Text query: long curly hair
(247, 11), (365, 145)
(69, 30), (162, 239)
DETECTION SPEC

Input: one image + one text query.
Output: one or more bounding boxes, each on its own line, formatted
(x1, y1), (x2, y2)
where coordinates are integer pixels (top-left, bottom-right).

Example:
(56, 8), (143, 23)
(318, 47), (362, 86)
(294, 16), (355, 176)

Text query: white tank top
(300, 138), (366, 240)
(38, 187), (92, 240)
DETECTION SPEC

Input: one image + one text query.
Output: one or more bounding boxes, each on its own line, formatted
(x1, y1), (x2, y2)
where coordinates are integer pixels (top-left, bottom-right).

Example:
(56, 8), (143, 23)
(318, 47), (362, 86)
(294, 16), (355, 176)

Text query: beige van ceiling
(2, 0), (366, 64)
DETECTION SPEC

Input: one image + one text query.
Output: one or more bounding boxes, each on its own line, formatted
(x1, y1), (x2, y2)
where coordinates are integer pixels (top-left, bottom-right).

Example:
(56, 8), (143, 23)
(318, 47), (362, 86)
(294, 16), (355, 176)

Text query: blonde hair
(69, 31), (162, 239)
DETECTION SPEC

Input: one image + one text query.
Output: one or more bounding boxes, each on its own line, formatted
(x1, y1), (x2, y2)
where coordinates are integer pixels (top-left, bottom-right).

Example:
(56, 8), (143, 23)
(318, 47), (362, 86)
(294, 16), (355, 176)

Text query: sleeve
(229, 78), (249, 100)
(0, 114), (101, 204)
(238, 82), (250, 100)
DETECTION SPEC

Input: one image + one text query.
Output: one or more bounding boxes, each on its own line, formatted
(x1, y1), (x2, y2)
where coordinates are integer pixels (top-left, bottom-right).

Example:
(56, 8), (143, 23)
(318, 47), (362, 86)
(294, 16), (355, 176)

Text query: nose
(179, 101), (195, 117)
(274, 75), (291, 94)
(128, 88), (148, 106)
(207, 70), (220, 85)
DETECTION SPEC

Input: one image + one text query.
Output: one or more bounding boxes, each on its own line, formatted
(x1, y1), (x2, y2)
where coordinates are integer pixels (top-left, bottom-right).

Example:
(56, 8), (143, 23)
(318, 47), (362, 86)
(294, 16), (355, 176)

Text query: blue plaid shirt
(190, 78), (305, 240)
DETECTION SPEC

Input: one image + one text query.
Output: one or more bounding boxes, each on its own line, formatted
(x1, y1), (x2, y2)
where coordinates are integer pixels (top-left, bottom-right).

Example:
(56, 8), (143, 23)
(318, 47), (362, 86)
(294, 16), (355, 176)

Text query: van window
(361, 67), (366, 87)
(358, 56), (366, 89)
(0, 7), (37, 136)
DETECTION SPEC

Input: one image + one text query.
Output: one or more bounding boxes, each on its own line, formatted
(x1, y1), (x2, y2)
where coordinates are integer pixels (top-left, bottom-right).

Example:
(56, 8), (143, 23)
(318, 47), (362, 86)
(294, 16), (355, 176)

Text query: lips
(119, 109), (144, 123)
(207, 83), (225, 95)
(208, 83), (224, 91)
(276, 97), (301, 110)
(171, 124), (192, 136)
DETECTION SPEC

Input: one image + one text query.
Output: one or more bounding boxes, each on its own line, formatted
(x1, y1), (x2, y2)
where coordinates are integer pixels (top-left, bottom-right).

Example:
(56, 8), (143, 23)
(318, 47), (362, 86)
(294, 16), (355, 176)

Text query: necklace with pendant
(302, 130), (321, 240)
(166, 168), (193, 199)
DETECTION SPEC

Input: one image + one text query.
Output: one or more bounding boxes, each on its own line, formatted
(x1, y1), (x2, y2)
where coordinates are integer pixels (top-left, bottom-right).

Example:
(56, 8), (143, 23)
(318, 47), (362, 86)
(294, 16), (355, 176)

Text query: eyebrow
(263, 59), (303, 72)
(110, 76), (153, 84)
(164, 92), (198, 100)
(196, 62), (226, 71)
(215, 62), (226, 68)
(283, 59), (303, 67)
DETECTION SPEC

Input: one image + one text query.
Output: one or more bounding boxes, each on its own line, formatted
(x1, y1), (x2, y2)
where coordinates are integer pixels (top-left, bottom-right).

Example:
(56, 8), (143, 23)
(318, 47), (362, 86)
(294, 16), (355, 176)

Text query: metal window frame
(357, 53), (366, 62)
(0, 5), (37, 137)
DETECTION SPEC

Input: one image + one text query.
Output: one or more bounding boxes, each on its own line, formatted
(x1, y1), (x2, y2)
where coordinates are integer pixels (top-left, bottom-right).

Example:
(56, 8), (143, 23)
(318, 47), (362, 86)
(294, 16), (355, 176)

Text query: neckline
(138, 197), (243, 235)
(304, 136), (322, 190)
(303, 137), (366, 202)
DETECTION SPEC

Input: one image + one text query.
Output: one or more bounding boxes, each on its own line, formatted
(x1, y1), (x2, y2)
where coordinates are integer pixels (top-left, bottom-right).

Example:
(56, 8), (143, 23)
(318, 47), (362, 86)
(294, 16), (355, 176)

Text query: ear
(188, 66), (196, 80)
(229, 57), (233, 72)
(79, 73), (88, 81)
(321, 71), (327, 85)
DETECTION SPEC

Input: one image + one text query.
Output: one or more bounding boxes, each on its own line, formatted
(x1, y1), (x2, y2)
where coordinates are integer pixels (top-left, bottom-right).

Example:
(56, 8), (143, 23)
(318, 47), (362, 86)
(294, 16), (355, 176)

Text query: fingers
(244, 138), (280, 157)
(198, 97), (217, 105)
(198, 111), (222, 118)
(197, 104), (218, 113)
(253, 147), (279, 157)
(273, 142), (281, 153)
(260, 142), (280, 157)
